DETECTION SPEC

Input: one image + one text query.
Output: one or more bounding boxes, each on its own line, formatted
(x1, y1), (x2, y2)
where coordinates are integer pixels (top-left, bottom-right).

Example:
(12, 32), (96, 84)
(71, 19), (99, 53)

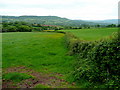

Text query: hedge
(64, 32), (120, 88)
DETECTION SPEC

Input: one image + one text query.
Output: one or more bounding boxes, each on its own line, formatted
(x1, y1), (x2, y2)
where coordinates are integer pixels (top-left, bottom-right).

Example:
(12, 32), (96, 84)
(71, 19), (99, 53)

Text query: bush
(17, 25), (32, 32)
(65, 32), (120, 88)
(2, 22), (32, 32)
(3, 26), (17, 32)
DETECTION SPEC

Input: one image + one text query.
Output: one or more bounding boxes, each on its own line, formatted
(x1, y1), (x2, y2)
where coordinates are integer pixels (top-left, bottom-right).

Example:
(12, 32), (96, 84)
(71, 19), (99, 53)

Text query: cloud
(0, 0), (119, 20)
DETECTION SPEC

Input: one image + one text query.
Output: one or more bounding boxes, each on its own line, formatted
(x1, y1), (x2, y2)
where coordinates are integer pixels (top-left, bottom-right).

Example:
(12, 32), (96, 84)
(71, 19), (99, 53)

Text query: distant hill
(1, 16), (117, 26)
(84, 19), (118, 24)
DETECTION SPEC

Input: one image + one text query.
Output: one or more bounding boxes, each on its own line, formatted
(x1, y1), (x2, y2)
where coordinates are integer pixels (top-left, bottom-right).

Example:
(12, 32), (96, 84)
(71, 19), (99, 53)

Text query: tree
(96, 24), (100, 28)
(17, 25), (32, 32)
(117, 24), (120, 27)
(107, 24), (116, 27)
(4, 26), (17, 32)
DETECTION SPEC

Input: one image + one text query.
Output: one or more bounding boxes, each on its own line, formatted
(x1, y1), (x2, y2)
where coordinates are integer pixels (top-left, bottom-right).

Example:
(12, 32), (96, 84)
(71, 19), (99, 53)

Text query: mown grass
(60, 28), (118, 41)
(2, 32), (75, 82)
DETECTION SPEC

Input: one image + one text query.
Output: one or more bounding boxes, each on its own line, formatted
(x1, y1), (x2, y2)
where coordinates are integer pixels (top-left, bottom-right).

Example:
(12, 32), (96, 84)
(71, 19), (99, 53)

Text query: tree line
(2, 21), (63, 32)
(2, 21), (32, 32)
(1, 21), (119, 32)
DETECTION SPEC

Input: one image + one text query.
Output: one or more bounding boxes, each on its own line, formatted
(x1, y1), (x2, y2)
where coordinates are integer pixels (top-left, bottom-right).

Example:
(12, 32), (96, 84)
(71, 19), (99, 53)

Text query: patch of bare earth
(2, 66), (76, 88)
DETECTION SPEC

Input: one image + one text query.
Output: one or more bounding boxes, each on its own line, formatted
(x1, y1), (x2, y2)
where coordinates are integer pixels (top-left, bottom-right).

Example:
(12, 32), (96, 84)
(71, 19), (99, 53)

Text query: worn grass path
(2, 32), (79, 88)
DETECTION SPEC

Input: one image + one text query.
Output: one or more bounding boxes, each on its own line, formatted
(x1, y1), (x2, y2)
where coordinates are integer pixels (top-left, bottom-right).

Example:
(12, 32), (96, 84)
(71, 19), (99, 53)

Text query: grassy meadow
(2, 32), (75, 74)
(2, 32), (80, 88)
(2, 27), (119, 88)
(60, 28), (118, 41)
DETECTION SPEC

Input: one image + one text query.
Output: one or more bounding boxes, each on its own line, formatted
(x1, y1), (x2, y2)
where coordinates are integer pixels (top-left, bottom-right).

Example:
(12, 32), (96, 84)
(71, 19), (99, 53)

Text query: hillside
(1, 16), (111, 27)
(85, 19), (118, 24)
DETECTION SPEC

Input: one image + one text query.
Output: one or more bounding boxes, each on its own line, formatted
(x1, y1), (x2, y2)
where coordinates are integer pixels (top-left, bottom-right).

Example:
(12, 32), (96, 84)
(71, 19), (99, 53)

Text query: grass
(34, 84), (50, 88)
(2, 32), (75, 81)
(3, 72), (34, 82)
(60, 28), (118, 41)
(2, 28), (117, 88)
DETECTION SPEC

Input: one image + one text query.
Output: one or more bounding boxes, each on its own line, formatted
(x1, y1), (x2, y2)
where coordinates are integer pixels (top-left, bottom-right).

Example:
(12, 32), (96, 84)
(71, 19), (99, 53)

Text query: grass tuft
(3, 72), (34, 82)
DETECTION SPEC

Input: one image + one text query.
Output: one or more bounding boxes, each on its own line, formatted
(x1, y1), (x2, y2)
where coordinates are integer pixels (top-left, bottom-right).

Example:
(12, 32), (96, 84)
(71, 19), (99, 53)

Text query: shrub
(2, 22), (32, 32)
(3, 26), (17, 32)
(65, 32), (120, 88)
(17, 25), (32, 32)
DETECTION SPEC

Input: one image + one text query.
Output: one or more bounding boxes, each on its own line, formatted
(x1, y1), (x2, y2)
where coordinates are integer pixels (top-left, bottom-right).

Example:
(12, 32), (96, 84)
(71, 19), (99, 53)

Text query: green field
(60, 28), (118, 41)
(2, 32), (78, 88)
(2, 28), (118, 88)
(2, 32), (75, 72)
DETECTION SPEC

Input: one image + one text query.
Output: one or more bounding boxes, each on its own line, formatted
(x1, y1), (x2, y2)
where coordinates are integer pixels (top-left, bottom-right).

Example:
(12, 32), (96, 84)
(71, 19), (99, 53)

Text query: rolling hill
(84, 19), (118, 24)
(1, 15), (117, 26)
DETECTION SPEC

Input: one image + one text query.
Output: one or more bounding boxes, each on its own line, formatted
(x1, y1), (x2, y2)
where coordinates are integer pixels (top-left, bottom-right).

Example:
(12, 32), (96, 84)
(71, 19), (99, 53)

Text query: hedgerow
(65, 32), (120, 88)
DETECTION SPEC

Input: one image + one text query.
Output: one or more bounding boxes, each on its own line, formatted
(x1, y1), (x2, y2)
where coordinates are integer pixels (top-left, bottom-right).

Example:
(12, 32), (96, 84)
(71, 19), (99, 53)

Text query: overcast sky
(0, 0), (119, 20)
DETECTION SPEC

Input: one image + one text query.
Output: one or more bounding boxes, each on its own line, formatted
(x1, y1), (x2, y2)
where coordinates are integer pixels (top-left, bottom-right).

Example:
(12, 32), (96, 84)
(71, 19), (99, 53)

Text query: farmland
(2, 32), (79, 88)
(2, 27), (119, 88)
(63, 28), (119, 88)
(60, 28), (118, 41)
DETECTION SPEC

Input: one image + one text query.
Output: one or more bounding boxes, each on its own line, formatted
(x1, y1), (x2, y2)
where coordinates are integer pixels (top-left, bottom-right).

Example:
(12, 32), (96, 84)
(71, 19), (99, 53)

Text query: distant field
(60, 28), (118, 41)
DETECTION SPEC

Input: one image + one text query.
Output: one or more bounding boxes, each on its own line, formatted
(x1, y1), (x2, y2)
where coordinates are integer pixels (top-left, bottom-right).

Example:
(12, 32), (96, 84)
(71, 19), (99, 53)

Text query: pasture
(2, 27), (118, 88)
(2, 32), (78, 88)
(60, 28), (118, 41)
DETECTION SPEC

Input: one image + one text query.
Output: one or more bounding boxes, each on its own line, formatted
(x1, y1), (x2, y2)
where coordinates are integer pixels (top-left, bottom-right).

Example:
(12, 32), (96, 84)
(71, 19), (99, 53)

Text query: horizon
(0, 0), (119, 20)
(1, 15), (118, 21)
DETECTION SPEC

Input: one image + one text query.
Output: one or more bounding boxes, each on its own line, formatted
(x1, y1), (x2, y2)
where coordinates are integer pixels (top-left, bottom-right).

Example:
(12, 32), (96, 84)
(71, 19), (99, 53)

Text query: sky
(0, 0), (119, 20)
